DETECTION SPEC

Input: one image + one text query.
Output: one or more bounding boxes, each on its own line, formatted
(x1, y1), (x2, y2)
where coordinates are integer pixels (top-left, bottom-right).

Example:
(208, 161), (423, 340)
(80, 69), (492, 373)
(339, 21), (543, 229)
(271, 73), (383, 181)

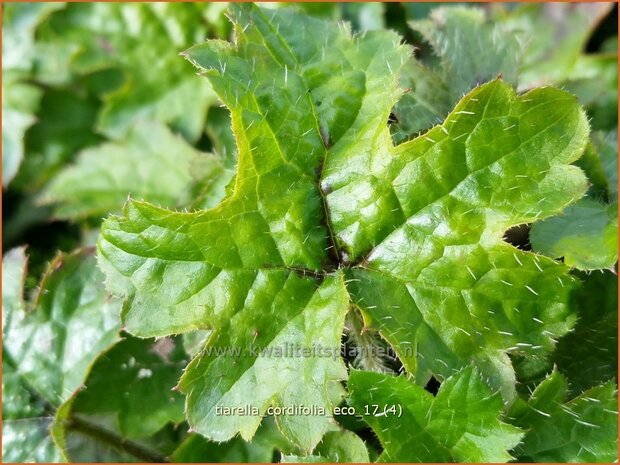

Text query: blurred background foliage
(2, 2), (618, 462)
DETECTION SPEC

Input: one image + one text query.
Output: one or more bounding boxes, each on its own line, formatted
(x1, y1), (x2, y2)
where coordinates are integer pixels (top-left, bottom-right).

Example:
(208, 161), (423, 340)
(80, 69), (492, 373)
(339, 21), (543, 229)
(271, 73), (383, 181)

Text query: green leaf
(282, 430), (369, 463)
(2, 96), (36, 187)
(553, 270), (618, 395)
(337, 79), (589, 396)
(68, 335), (186, 439)
(563, 54), (618, 131)
(37, 3), (218, 142)
(51, 336), (188, 462)
(347, 366), (524, 462)
(1, 73), (44, 187)
(98, 3), (591, 450)
(2, 247), (121, 407)
(2, 360), (47, 421)
(98, 3), (403, 450)
(577, 131), (618, 202)
(12, 88), (103, 193)
(531, 130), (618, 271)
(591, 130), (618, 201)
(3, 418), (64, 463)
(509, 370), (618, 462)
(1, 2), (65, 73)
(40, 121), (229, 219)
(393, 7), (520, 139)
(51, 398), (176, 463)
(530, 198), (618, 270)
(497, 3), (614, 88)
(172, 417), (295, 463)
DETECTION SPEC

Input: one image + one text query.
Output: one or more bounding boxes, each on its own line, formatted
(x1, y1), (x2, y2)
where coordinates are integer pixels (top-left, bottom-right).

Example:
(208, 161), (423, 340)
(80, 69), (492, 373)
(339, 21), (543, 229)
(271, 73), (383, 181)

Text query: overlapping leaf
(553, 270), (618, 395)
(393, 7), (520, 140)
(496, 3), (613, 89)
(2, 248), (121, 406)
(531, 130), (618, 270)
(509, 370), (618, 462)
(1, 247), (121, 462)
(33, 3), (219, 142)
(98, 3), (593, 451)
(336, 79), (589, 398)
(348, 367), (524, 462)
(281, 430), (369, 463)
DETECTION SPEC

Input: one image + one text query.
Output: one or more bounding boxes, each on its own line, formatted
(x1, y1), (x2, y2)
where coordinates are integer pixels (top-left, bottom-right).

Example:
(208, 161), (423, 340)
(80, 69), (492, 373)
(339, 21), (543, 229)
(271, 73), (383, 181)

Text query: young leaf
(40, 121), (230, 219)
(347, 366), (524, 462)
(509, 370), (618, 462)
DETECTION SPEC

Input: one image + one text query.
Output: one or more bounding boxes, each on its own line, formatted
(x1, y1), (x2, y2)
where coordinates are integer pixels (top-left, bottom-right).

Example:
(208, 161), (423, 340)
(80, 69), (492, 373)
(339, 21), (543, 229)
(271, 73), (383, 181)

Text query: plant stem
(67, 414), (169, 463)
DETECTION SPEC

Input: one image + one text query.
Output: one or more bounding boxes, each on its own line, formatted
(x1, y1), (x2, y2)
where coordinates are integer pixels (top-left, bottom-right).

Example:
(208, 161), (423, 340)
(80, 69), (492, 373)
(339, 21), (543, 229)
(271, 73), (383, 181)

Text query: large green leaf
(98, 3), (396, 450)
(40, 121), (231, 220)
(509, 370), (618, 462)
(336, 78), (588, 396)
(348, 367), (523, 462)
(98, 3), (590, 451)
(2, 247), (122, 462)
(393, 7), (520, 140)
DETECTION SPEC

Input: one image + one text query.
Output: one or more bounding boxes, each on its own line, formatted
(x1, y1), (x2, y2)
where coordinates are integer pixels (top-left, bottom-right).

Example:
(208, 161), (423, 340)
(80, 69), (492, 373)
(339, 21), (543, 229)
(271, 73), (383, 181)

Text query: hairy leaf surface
(340, 79), (589, 396)
(348, 367), (523, 462)
(98, 2), (591, 451)
(509, 370), (618, 462)
(281, 430), (369, 463)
